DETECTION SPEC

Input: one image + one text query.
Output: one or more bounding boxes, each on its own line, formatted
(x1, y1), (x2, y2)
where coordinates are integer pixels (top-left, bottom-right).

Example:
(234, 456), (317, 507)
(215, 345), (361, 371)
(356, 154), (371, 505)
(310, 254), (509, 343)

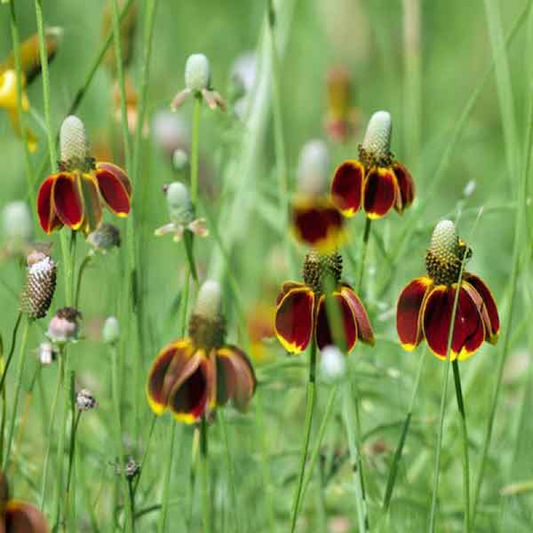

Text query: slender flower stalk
(200, 418), (211, 533)
(157, 422), (177, 533)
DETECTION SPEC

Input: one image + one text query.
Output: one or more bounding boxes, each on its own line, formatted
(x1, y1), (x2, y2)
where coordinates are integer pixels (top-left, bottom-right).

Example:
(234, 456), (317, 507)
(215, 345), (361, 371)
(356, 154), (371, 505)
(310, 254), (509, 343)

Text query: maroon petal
(392, 162), (415, 213)
(5, 499), (49, 533)
(396, 277), (432, 350)
(422, 285), (485, 360)
(79, 174), (103, 234)
(330, 160), (364, 217)
(95, 162), (132, 216)
(315, 293), (358, 353)
(362, 167), (397, 219)
(37, 175), (62, 233)
(146, 339), (194, 415)
(339, 284), (374, 345)
(463, 274), (500, 344)
(52, 172), (84, 230)
(275, 287), (315, 354)
(276, 281), (306, 305)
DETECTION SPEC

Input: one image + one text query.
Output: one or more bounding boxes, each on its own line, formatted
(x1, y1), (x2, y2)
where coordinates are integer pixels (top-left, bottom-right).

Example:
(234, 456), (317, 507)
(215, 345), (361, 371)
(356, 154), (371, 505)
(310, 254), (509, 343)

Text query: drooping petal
(168, 351), (209, 424)
(52, 173), (84, 230)
(463, 274), (500, 344)
(95, 162), (132, 216)
(275, 287), (314, 354)
(392, 162), (415, 213)
(330, 160), (364, 217)
(216, 346), (257, 411)
(339, 284), (374, 345)
(5, 499), (49, 533)
(362, 167), (397, 219)
(276, 281), (305, 305)
(422, 285), (485, 361)
(37, 175), (62, 233)
(396, 277), (433, 351)
(146, 339), (194, 415)
(79, 174), (103, 234)
(315, 293), (358, 353)
(291, 197), (344, 252)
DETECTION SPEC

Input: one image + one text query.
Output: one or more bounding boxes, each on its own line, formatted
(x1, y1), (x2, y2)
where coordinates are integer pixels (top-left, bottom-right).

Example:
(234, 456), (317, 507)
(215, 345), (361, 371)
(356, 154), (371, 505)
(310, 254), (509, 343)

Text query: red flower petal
(393, 162), (415, 213)
(422, 285), (485, 360)
(396, 277), (432, 350)
(276, 281), (305, 305)
(339, 284), (374, 345)
(291, 197), (344, 252)
(5, 499), (49, 533)
(362, 167), (398, 219)
(216, 346), (256, 411)
(315, 293), (358, 353)
(79, 174), (103, 234)
(275, 287), (315, 354)
(52, 172), (84, 229)
(146, 339), (194, 415)
(37, 175), (62, 233)
(95, 162), (132, 216)
(463, 274), (500, 344)
(330, 160), (364, 217)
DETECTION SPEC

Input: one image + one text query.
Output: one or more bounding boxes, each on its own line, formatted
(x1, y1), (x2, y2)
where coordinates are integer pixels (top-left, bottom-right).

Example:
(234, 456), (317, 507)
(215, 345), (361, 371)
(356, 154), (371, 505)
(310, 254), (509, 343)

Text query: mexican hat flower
(0, 470), (49, 532)
(396, 220), (500, 360)
(291, 140), (345, 251)
(275, 251), (374, 354)
(37, 115), (132, 234)
(330, 110), (415, 219)
(146, 280), (256, 424)
(0, 28), (62, 152)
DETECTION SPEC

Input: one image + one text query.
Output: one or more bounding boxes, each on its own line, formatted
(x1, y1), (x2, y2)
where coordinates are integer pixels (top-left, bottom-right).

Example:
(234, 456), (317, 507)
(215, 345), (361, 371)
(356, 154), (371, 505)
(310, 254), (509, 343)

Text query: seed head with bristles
(60, 115), (92, 171)
(20, 253), (57, 319)
(359, 110), (393, 168)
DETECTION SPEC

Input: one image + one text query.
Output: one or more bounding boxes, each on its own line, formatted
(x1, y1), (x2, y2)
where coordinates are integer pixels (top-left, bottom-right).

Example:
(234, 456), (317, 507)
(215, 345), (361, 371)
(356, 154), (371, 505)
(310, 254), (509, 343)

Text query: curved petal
(52, 172), (84, 230)
(362, 167), (397, 219)
(274, 287), (314, 354)
(340, 284), (374, 345)
(392, 162), (415, 213)
(146, 339), (194, 415)
(5, 499), (49, 533)
(315, 293), (358, 353)
(216, 346), (257, 411)
(37, 175), (62, 233)
(463, 274), (500, 344)
(422, 285), (485, 361)
(168, 351), (209, 424)
(396, 277), (432, 351)
(276, 281), (305, 305)
(80, 174), (103, 234)
(291, 197), (344, 252)
(330, 160), (364, 217)
(94, 162), (132, 216)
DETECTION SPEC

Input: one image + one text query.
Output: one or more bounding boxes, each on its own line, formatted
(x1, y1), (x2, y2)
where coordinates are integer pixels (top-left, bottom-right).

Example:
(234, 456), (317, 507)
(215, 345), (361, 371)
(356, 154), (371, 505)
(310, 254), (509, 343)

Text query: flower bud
(76, 389), (97, 411)
(185, 53), (211, 92)
(194, 280), (222, 321)
(47, 307), (81, 344)
(60, 115), (90, 168)
(2, 201), (33, 244)
(320, 345), (346, 383)
(361, 110), (392, 164)
(297, 140), (330, 196)
(165, 182), (194, 225)
(87, 223), (121, 253)
(172, 149), (189, 171)
(37, 342), (56, 365)
(102, 316), (120, 345)
(20, 253), (57, 319)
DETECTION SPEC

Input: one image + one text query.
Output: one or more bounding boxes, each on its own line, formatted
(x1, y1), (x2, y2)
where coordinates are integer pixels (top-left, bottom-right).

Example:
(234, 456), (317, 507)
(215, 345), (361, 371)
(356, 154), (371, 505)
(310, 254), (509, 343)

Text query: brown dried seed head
(20, 255), (57, 319)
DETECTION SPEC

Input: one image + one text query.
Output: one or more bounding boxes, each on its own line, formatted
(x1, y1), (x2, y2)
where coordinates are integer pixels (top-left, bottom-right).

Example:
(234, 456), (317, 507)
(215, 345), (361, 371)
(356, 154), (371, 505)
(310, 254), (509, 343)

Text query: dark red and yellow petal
(5, 499), (49, 533)
(315, 293), (358, 353)
(51, 172), (84, 230)
(463, 274), (500, 344)
(291, 197), (344, 252)
(339, 284), (374, 345)
(422, 285), (485, 361)
(392, 162), (415, 214)
(330, 160), (364, 217)
(79, 173), (103, 234)
(146, 339), (194, 415)
(275, 287), (315, 354)
(216, 345), (257, 411)
(362, 167), (397, 219)
(396, 277), (433, 351)
(95, 162), (132, 216)
(168, 351), (209, 424)
(276, 281), (305, 305)
(36, 175), (62, 233)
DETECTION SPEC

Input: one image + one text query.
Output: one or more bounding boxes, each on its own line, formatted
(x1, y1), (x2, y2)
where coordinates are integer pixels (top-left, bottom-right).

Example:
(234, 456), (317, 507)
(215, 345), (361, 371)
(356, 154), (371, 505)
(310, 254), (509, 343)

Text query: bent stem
(290, 339), (317, 533)
(74, 254), (92, 308)
(0, 313), (23, 398)
(383, 346), (428, 510)
(452, 359), (471, 532)
(200, 418), (211, 533)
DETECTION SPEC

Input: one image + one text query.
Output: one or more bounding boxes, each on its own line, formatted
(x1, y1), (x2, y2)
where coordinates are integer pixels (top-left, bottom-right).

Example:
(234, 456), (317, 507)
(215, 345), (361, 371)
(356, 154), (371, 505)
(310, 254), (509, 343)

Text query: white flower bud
(297, 140), (330, 196)
(165, 182), (194, 225)
(60, 115), (90, 163)
(195, 280), (222, 320)
(172, 149), (189, 171)
(362, 110), (392, 162)
(2, 201), (33, 243)
(320, 345), (346, 383)
(185, 53), (211, 92)
(102, 316), (120, 345)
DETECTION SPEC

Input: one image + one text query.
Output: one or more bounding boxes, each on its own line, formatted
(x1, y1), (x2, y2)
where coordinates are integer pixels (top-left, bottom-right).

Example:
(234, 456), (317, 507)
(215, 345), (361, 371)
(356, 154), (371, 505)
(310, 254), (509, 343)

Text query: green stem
(157, 423), (177, 533)
(183, 232), (199, 285)
(74, 254), (92, 308)
(219, 411), (240, 533)
(65, 396), (81, 529)
(356, 219), (372, 294)
(0, 313), (23, 397)
(132, 415), (157, 496)
(200, 418), (211, 533)
(190, 96), (202, 206)
(290, 339), (317, 533)
(383, 347), (428, 510)
(452, 359), (471, 532)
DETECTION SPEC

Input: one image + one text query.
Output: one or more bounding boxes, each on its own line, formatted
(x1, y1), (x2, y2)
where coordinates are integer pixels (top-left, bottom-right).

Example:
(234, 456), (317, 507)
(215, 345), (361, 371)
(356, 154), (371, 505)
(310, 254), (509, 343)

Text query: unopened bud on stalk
(76, 389), (97, 411)
(297, 140), (330, 196)
(2, 201), (33, 244)
(185, 53), (211, 92)
(87, 223), (121, 253)
(102, 316), (120, 345)
(47, 307), (81, 344)
(20, 252), (57, 319)
(361, 111), (392, 166)
(165, 182), (194, 225)
(60, 115), (91, 170)
(172, 149), (189, 172)
(320, 345), (346, 383)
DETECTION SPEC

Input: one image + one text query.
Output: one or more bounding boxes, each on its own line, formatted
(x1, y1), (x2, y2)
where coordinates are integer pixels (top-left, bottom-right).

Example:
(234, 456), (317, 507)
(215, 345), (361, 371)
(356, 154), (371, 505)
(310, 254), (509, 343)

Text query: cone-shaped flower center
(185, 53), (211, 92)
(165, 182), (195, 225)
(359, 110), (393, 168)
(425, 220), (471, 286)
(60, 115), (94, 172)
(303, 251), (343, 293)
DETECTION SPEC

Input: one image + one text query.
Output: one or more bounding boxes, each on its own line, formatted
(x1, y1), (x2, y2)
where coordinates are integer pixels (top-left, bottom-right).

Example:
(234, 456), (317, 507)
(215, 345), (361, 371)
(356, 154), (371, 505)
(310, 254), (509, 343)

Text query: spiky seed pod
(20, 253), (57, 319)
(59, 115), (93, 172)
(303, 251), (343, 293)
(359, 110), (393, 168)
(76, 389), (97, 411)
(87, 223), (121, 253)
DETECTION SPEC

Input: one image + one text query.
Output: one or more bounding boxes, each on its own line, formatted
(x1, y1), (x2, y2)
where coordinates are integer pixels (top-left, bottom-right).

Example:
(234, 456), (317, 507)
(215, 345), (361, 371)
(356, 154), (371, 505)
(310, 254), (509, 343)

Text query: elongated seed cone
(20, 254), (57, 319)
